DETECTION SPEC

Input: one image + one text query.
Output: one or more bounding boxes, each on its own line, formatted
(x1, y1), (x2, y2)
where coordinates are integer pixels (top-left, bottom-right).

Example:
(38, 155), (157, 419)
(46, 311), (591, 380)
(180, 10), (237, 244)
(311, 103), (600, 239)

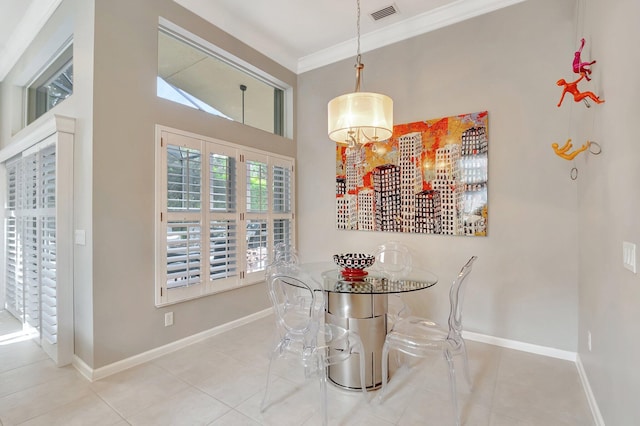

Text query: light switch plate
(623, 241), (636, 273)
(74, 230), (86, 245)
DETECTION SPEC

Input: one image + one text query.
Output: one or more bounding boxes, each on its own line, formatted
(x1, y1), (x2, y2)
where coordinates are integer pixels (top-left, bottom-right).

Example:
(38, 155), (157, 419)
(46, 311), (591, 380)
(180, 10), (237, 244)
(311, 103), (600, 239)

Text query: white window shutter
(1, 115), (75, 366)
(156, 126), (295, 304)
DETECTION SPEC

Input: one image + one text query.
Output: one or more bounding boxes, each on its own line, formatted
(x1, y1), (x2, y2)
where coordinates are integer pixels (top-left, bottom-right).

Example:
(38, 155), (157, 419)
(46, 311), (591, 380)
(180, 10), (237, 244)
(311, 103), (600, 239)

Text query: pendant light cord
(354, 0), (363, 93)
(240, 84), (247, 124)
(356, 0), (361, 59)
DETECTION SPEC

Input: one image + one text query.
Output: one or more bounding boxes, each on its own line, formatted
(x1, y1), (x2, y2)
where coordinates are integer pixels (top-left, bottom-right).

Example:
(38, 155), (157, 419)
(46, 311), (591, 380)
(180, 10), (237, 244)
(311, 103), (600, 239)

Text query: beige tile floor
(0, 310), (594, 425)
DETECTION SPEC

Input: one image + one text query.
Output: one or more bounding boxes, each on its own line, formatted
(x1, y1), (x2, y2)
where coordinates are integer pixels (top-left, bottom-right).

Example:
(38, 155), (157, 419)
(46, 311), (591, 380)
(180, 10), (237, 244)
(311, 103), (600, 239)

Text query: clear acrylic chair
(265, 242), (298, 277)
(379, 256), (478, 426)
(261, 260), (368, 425)
(373, 242), (414, 328)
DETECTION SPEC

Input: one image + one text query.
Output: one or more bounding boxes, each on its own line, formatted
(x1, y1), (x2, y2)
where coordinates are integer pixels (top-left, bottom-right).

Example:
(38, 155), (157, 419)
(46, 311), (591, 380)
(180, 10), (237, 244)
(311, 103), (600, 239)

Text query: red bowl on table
(333, 253), (375, 279)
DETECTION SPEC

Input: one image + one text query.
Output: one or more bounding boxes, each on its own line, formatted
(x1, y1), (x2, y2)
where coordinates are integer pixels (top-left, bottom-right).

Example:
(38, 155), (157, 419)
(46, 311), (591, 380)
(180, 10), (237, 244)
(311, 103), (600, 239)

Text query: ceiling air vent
(370, 4), (398, 21)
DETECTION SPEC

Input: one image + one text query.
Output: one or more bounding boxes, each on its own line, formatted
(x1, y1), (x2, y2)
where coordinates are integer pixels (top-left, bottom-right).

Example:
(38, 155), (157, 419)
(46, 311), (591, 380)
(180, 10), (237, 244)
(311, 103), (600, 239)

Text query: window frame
(157, 19), (293, 139)
(25, 40), (74, 125)
(155, 125), (295, 307)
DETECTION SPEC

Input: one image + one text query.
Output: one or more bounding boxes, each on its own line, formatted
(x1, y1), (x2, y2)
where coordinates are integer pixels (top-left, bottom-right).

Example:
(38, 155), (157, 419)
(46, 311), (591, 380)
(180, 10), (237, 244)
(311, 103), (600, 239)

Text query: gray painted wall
(297, 0), (580, 350)
(88, 0), (296, 368)
(1, 0), (296, 369)
(298, 0), (640, 422)
(0, 0), (97, 364)
(578, 0), (640, 424)
(2, 0), (638, 422)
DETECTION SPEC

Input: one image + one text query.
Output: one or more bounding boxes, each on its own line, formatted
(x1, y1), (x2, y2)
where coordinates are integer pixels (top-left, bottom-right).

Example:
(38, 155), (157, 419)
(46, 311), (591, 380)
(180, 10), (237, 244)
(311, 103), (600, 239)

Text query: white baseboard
(70, 310), (603, 426)
(462, 330), (577, 361)
(463, 331), (604, 425)
(72, 308), (272, 382)
(576, 354), (606, 426)
(72, 355), (93, 381)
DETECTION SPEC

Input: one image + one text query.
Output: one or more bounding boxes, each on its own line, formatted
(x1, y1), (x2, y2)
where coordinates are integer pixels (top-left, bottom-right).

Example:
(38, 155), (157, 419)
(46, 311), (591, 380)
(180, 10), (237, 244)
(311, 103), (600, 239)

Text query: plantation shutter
(272, 161), (294, 250)
(5, 147), (58, 342)
(40, 145), (57, 344)
(4, 158), (23, 319)
(208, 145), (238, 282)
(166, 142), (203, 289)
(244, 155), (268, 276)
(1, 115), (74, 366)
(156, 126), (295, 305)
(22, 153), (40, 333)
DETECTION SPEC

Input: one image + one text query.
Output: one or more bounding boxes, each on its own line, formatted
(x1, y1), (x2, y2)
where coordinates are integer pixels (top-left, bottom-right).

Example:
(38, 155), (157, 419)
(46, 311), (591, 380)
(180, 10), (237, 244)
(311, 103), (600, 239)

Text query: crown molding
(297, 0), (526, 74)
(0, 0), (63, 81)
(0, 0), (526, 81)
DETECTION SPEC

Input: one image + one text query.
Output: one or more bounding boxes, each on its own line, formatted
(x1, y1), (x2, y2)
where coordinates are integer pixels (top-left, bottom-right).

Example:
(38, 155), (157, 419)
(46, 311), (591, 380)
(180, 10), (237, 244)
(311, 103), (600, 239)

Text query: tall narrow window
(5, 145), (58, 343)
(1, 115), (74, 366)
(156, 127), (294, 306)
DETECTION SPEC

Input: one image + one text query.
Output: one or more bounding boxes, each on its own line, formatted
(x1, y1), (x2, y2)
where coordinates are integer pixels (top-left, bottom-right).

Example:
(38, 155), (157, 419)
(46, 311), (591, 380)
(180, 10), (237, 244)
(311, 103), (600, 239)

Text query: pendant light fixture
(328, 0), (393, 146)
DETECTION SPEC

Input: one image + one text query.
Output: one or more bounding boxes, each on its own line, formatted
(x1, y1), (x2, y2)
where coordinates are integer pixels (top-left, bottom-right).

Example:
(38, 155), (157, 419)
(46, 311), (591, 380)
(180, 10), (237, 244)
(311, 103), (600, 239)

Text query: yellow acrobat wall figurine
(552, 139), (590, 160)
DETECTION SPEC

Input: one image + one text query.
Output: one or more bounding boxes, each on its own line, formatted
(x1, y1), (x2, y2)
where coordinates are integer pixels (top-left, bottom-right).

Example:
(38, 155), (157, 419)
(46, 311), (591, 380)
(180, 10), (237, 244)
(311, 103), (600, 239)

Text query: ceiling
(0, 0), (524, 80)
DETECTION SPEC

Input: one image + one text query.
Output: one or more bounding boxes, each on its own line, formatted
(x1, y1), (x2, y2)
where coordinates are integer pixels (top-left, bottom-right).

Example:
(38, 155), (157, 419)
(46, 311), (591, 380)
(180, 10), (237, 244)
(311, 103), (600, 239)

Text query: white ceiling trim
(0, 0), (63, 81)
(297, 0), (526, 74)
(0, 0), (526, 82)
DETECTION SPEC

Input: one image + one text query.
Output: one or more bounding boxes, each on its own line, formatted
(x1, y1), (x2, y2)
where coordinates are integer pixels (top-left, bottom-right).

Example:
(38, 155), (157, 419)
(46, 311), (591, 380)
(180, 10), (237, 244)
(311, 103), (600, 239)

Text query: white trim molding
(576, 354), (606, 426)
(297, 0), (527, 73)
(463, 330), (577, 361)
(0, 114), (75, 163)
(73, 308), (273, 381)
(75, 314), (580, 379)
(0, 0), (64, 81)
(464, 331), (603, 425)
(71, 309), (603, 426)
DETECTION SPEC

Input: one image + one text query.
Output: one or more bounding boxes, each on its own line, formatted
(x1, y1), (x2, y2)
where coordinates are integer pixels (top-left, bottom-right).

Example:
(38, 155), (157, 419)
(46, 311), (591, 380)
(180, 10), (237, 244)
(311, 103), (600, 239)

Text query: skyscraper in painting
(334, 111), (488, 236)
(398, 132), (423, 233)
(336, 194), (357, 230)
(432, 144), (464, 235)
(345, 146), (364, 193)
(460, 126), (488, 235)
(372, 164), (401, 232)
(357, 189), (375, 231)
(416, 189), (442, 234)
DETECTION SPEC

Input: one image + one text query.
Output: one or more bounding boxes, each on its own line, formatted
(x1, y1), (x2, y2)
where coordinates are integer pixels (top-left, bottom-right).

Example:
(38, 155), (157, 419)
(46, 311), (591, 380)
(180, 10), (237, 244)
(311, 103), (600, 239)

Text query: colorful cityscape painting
(335, 111), (488, 236)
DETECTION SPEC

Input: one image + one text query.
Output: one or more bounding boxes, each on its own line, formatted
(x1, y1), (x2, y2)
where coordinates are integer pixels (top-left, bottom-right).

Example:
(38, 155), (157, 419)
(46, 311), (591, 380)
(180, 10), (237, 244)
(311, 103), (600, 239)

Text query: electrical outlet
(588, 331), (592, 352)
(623, 241), (637, 273)
(164, 312), (174, 327)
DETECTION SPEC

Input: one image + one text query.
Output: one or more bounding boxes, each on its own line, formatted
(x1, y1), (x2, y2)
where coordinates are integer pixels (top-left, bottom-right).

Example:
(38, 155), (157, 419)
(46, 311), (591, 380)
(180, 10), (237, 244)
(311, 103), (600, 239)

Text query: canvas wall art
(335, 111), (488, 236)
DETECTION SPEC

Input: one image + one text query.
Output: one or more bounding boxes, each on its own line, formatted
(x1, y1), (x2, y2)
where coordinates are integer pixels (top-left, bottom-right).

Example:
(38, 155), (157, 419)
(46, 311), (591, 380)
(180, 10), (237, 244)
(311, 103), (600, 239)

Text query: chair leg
(393, 347), (403, 371)
(260, 349), (278, 413)
(460, 340), (472, 388)
(318, 355), (328, 426)
(378, 341), (391, 402)
(355, 339), (368, 402)
(445, 349), (461, 426)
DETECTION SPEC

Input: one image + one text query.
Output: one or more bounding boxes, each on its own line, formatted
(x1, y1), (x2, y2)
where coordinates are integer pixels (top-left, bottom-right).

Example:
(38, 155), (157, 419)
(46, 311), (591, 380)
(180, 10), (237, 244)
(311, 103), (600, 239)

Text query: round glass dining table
(300, 262), (438, 390)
